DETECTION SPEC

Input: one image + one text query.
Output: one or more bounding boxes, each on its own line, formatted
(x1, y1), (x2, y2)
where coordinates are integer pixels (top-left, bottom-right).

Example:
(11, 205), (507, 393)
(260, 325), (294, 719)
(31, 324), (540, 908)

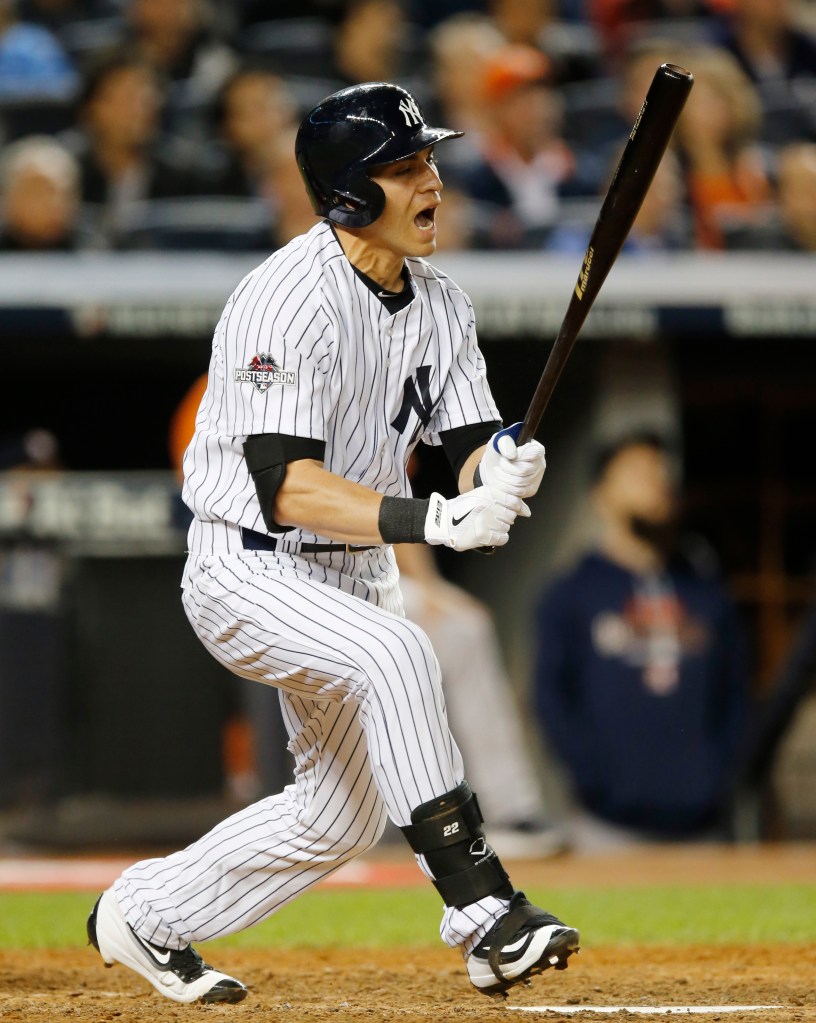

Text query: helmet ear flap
(328, 176), (386, 228)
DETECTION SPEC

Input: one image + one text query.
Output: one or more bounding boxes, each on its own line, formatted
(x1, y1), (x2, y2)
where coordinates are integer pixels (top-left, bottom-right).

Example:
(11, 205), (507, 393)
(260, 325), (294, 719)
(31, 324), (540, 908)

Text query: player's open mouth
(415, 207), (437, 231)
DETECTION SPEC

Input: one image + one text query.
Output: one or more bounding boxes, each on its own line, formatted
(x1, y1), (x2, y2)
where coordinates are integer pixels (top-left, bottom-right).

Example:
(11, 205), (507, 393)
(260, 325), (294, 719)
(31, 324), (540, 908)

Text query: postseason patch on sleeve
(235, 354), (297, 394)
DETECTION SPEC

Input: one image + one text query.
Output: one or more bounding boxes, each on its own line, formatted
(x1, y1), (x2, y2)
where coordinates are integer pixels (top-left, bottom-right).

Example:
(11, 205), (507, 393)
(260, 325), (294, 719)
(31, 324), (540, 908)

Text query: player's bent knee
(357, 618), (441, 697)
(312, 798), (388, 858)
(393, 615), (437, 664)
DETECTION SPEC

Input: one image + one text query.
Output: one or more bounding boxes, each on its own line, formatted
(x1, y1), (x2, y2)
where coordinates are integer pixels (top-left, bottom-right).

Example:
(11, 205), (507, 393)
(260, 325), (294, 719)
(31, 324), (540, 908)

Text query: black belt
(240, 527), (377, 555)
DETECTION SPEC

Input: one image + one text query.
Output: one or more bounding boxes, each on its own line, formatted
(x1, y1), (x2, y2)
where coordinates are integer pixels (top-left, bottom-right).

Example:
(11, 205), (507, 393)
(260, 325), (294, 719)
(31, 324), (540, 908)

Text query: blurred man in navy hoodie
(533, 431), (750, 849)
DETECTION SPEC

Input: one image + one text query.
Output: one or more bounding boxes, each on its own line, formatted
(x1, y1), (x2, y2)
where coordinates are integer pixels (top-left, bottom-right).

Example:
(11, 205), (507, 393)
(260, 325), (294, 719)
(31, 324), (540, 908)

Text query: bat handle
(517, 418), (535, 447)
(474, 420), (527, 555)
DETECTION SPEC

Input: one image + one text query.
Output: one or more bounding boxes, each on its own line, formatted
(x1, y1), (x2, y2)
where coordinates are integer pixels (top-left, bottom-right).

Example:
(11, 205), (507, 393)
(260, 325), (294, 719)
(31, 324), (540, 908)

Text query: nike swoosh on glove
(424, 487), (529, 551)
(478, 422), (546, 499)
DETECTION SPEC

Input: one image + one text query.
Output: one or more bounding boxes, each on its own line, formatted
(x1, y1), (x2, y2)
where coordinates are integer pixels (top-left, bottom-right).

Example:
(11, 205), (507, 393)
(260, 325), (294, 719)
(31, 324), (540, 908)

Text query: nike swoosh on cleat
(129, 929), (172, 966)
(451, 509), (474, 526)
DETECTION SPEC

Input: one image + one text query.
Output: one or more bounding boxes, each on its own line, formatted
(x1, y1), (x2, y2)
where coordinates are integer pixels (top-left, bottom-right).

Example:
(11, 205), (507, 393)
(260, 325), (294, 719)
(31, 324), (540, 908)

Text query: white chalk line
(509, 1006), (785, 1015)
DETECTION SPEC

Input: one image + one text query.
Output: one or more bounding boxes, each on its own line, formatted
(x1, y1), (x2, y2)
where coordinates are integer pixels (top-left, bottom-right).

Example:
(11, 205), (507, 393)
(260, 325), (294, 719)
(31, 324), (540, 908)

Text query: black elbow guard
(243, 433), (325, 533)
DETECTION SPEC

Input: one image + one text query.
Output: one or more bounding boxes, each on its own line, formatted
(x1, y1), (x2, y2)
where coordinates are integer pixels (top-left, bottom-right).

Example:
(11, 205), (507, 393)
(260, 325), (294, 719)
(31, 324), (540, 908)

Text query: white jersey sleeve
(221, 262), (331, 441)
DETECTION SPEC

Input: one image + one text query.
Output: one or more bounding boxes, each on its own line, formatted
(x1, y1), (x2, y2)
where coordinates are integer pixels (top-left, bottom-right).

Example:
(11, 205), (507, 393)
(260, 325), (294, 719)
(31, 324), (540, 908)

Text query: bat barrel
(517, 62), (693, 446)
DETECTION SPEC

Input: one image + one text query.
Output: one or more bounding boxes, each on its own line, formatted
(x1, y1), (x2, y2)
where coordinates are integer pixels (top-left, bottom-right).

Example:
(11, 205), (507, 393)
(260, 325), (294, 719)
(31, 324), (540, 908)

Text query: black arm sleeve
(243, 433), (326, 533)
(439, 421), (501, 482)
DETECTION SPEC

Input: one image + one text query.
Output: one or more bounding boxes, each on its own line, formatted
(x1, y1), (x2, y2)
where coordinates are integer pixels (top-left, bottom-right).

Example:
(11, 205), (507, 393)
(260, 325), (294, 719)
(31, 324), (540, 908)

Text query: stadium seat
(114, 197), (276, 252)
(560, 76), (623, 147)
(58, 16), (125, 62)
(0, 96), (77, 142)
(280, 75), (349, 118)
(235, 18), (334, 77)
(756, 79), (816, 146)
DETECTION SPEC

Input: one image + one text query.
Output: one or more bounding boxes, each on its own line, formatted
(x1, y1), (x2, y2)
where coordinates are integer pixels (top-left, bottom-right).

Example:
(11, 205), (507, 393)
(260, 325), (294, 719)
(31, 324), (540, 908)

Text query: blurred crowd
(0, 0), (815, 255)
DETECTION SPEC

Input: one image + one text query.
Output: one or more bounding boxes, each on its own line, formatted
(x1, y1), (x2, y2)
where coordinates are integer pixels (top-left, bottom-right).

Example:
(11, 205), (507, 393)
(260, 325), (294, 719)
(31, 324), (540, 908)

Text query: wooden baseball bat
(516, 63), (694, 446)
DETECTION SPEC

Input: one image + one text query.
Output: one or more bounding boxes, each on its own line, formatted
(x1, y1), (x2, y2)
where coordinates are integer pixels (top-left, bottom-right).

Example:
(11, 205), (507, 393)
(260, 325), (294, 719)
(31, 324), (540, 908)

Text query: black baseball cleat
(466, 891), (579, 997)
(87, 889), (248, 1004)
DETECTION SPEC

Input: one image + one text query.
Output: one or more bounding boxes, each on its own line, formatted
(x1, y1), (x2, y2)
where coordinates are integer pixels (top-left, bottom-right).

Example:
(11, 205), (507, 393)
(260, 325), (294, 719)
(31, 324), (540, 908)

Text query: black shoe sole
(476, 927), (581, 999)
(201, 983), (249, 1005)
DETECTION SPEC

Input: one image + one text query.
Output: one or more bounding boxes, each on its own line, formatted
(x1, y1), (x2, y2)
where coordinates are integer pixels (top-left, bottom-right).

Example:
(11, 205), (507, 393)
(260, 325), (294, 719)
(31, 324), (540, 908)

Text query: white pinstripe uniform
(113, 220), (511, 958)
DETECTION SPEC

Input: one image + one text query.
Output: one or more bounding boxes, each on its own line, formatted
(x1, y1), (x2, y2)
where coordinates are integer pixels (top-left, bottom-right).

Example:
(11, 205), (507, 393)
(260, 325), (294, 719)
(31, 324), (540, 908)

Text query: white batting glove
(478, 422), (546, 499)
(424, 487), (529, 551)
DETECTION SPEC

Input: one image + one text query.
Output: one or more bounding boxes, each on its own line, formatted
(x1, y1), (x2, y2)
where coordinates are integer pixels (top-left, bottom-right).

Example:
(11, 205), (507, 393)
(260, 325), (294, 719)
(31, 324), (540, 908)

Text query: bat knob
(660, 62), (694, 83)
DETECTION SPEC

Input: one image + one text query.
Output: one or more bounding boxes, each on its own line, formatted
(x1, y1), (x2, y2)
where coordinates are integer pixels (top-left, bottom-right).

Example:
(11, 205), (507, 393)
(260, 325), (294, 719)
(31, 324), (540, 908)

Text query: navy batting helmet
(295, 82), (464, 229)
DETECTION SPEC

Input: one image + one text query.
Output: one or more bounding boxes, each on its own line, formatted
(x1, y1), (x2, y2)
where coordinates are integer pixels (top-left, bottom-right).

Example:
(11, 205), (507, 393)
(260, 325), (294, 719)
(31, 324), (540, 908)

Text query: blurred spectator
(119, 0), (236, 141)
(0, 0), (77, 98)
(488, 0), (602, 85)
(456, 42), (578, 248)
(208, 67), (295, 201)
(532, 431), (750, 849)
(427, 12), (504, 135)
(168, 374), (205, 477)
(774, 144), (816, 252)
(548, 148), (692, 254)
(488, 0), (552, 47)
(330, 0), (408, 86)
(708, 0), (816, 143)
(0, 133), (83, 249)
(622, 150), (692, 251)
(674, 45), (772, 249)
(124, 0), (234, 99)
(735, 584), (816, 837)
(0, 426), (61, 470)
(728, 143), (816, 252)
(268, 129), (318, 246)
(66, 51), (208, 245)
(425, 11), (504, 180)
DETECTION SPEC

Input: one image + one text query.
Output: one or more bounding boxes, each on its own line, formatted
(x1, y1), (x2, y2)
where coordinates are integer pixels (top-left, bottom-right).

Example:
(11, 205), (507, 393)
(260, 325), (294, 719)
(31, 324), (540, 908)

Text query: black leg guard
(400, 781), (514, 909)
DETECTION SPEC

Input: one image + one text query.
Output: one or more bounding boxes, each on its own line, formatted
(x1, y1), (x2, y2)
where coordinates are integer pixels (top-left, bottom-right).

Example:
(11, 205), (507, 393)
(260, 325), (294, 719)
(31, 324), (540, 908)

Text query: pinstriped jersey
(182, 220), (500, 549)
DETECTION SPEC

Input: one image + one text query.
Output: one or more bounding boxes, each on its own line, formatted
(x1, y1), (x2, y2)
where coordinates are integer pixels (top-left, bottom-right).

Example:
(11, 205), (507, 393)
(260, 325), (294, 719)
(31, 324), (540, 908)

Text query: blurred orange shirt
(169, 372), (207, 477)
(687, 154), (772, 249)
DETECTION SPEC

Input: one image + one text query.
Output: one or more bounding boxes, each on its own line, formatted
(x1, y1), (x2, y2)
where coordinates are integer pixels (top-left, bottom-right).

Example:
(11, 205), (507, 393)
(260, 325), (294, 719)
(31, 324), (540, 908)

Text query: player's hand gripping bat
(516, 62), (694, 446)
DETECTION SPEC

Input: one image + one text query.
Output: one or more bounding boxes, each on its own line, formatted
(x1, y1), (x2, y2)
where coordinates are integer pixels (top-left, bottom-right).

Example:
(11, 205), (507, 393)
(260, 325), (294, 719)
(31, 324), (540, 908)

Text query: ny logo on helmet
(398, 95), (424, 127)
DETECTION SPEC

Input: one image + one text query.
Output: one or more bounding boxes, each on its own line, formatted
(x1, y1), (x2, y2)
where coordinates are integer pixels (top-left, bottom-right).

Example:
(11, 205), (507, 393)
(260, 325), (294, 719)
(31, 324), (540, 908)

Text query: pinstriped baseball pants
(114, 548), (509, 956)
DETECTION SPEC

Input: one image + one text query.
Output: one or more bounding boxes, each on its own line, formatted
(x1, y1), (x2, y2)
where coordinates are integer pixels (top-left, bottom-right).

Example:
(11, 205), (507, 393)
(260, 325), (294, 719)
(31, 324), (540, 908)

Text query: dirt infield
(1, 846), (814, 1023)
(1, 944), (814, 1023)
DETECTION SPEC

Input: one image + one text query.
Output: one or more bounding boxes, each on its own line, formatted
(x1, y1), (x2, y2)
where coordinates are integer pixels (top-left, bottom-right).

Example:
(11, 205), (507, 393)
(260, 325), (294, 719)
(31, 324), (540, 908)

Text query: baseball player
(86, 82), (579, 1005)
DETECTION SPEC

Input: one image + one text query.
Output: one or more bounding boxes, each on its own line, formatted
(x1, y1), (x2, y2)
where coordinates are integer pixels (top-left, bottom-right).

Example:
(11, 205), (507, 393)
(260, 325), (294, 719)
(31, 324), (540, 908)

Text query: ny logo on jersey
(398, 95), (424, 127)
(391, 366), (441, 437)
